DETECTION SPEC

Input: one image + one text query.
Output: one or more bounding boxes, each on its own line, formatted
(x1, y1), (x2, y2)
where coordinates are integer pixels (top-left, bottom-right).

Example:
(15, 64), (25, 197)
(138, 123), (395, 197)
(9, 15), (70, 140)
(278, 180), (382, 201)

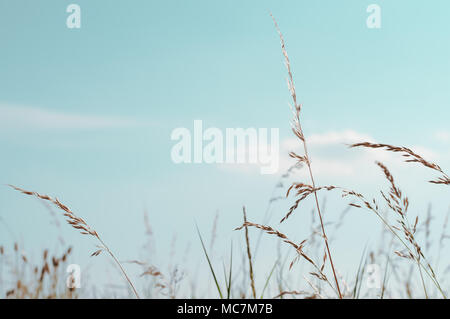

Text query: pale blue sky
(0, 0), (449, 297)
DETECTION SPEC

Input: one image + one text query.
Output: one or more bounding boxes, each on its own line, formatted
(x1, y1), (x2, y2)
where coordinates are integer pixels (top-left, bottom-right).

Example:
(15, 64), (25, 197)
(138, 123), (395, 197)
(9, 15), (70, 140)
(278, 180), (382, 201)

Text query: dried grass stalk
(271, 13), (343, 298)
(242, 207), (256, 299)
(350, 142), (449, 185)
(9, 185), (140, 299)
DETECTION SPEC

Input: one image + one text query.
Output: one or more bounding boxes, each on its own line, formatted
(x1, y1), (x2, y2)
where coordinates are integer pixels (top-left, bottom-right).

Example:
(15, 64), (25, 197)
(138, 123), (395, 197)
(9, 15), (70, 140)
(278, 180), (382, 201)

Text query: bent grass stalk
(8, 185), (140, 299)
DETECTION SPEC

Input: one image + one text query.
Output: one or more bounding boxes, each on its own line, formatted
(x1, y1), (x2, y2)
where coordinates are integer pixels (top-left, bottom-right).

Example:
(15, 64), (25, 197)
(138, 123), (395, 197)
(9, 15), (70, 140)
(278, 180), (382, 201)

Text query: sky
(0, 0), (449, 297)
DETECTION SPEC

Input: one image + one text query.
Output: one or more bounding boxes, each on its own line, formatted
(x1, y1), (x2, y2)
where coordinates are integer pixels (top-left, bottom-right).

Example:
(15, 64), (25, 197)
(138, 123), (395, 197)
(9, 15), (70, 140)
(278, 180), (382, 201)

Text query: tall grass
(2, 15), (449, 299)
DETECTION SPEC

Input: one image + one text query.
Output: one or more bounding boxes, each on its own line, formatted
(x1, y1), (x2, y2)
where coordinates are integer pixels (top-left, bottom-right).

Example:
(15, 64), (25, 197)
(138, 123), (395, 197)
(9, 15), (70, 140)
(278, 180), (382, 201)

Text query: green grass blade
(260, 261), (277, 299)
(381, 256), (390, 299)
(353, 245), (368, 299)
(227, 243), (233, 299)
(196, 225), (223, 299)
(222, 261), (228, 291)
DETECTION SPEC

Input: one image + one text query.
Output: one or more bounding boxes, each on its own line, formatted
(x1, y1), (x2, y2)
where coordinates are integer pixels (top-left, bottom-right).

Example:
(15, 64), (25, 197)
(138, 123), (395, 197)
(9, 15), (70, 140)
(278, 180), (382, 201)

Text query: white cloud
(280, 130), (378, 177)
(284, 133), (449, 195)
(219, 129), (442, 183)
(215, 130), (372, 177)
(0, 104), (141, 130)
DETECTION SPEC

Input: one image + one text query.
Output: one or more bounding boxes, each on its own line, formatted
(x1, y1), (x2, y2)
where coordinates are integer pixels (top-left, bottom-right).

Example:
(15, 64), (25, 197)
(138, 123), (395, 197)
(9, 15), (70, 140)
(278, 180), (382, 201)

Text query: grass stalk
(271, 14), (343, 299)
(243, 207), (256, 299)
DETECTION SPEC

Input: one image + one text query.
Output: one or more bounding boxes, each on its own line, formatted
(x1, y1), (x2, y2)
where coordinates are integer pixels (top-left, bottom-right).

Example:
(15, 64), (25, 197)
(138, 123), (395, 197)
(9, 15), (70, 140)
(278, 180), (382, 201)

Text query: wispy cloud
(0, 104), (141, 130)
(280, 130), (377, 178)
(281, 130), (440, 179)
(219, 129), (442, 182)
